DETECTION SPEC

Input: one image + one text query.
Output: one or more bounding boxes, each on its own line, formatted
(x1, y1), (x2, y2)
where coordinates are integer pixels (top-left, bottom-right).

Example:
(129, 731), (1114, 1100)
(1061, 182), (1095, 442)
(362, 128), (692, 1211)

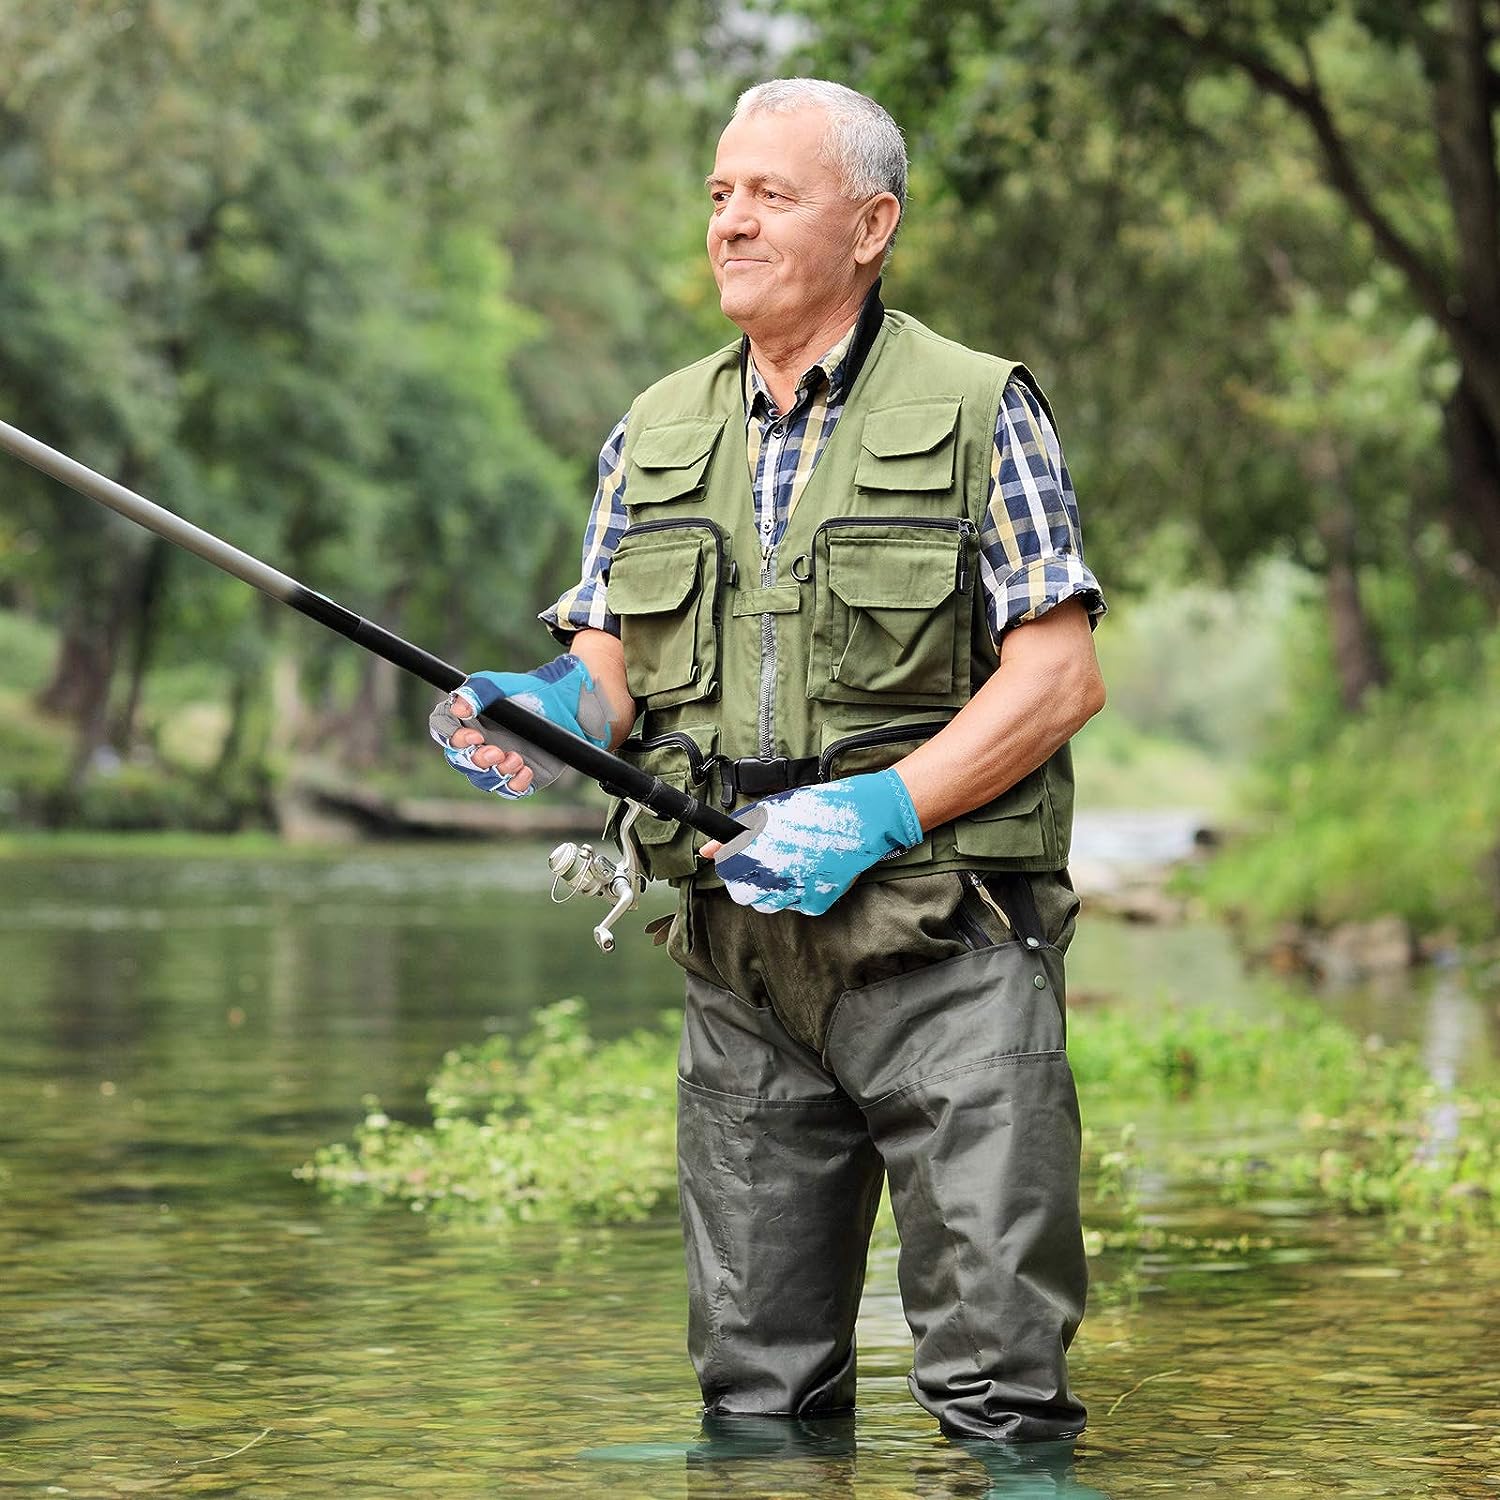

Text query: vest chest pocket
(854, 397), (962, 497)
(606, 524), (725, 710)
(626, 417), (727, 507)
(807, 519), (975, 707)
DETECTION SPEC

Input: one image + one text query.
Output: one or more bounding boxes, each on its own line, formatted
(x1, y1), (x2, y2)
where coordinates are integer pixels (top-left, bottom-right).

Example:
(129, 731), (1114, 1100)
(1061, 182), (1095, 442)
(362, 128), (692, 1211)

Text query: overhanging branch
(1153, 13), (1455, 329)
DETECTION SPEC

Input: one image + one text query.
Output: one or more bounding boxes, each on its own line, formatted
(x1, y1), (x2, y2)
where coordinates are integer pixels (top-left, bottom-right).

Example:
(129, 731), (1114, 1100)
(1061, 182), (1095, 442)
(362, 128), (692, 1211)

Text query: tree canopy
(2, 0), (1497, 805)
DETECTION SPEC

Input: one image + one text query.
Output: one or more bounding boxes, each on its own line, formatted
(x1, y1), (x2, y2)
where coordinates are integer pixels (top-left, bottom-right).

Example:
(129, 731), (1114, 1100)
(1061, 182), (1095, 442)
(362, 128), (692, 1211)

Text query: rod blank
(0, 416), (745, 843)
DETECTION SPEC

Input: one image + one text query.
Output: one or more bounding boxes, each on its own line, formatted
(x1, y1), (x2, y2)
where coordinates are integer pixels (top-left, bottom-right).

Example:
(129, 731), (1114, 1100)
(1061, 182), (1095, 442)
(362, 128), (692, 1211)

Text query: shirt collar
(743, 326), (855, 420)
(740, 279), (886, 420)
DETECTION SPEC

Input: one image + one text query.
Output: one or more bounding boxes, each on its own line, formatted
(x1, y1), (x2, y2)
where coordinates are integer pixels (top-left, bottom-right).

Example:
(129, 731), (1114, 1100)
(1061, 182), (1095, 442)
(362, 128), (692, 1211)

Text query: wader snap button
(1032, 974), (1047, 989)
(1025, 937), (1042, 949)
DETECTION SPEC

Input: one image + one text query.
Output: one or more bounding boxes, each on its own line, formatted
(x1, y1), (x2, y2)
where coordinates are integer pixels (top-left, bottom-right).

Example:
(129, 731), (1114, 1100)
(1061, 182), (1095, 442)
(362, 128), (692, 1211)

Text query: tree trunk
(107, 538), (170, 754)
(1309, 436), (1387, 712)
(1429, 1), (1500, 587)
(1319, 518), (1387, 713)
(37, 552), (138, 775)
(216, 597), (278, 775)
(37, 601), (114, 724)
(345, 652), (401, 767)
(214, 667), (254, 775)
(1444, 378), (1500, 595)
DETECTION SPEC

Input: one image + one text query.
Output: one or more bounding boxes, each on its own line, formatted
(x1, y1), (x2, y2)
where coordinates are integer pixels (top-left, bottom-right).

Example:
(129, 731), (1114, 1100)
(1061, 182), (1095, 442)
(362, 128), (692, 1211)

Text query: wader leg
(824, 943), (1089, 1442)
(677, 972), (885, 1416)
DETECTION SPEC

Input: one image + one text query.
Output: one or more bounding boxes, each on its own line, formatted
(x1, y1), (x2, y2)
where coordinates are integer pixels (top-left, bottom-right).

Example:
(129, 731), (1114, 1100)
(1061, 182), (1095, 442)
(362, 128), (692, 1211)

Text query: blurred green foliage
(1, 0), (1498, 948)
(0, 0), (729, 790)
(1199, 624), (1500, 939)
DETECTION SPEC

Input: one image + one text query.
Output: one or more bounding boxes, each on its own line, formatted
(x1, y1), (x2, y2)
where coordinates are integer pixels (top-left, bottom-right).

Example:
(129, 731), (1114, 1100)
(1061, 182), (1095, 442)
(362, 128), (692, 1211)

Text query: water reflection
(582, 1419), (1110, 1498)
(1, 847), (1498, 1497)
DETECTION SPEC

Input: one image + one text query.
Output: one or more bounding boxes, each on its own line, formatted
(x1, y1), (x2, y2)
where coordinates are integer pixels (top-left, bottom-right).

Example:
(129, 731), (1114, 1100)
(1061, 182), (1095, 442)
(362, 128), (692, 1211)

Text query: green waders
(670, 868), (1089, 1442)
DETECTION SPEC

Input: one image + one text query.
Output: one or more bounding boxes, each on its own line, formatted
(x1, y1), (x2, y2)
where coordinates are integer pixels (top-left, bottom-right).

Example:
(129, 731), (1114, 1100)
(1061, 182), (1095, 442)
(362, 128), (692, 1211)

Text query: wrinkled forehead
(709, 106), (839, 191)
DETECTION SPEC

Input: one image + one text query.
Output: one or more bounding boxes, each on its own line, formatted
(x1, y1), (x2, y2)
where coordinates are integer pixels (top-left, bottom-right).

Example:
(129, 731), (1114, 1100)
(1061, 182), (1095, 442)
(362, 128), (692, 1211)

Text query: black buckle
(711, 755), (821, 809)
(734, 757), (796, 799)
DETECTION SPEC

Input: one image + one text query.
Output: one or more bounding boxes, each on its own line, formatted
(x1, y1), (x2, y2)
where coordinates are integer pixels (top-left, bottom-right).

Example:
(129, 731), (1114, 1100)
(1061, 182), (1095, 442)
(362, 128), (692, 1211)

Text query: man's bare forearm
(567, 627), (639, 750)
(892, 599), (1105, 833)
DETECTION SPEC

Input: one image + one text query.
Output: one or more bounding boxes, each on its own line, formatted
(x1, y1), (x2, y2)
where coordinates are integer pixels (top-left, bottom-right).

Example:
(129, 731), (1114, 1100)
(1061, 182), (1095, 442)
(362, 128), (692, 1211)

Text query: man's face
(706, 107), (871, 338)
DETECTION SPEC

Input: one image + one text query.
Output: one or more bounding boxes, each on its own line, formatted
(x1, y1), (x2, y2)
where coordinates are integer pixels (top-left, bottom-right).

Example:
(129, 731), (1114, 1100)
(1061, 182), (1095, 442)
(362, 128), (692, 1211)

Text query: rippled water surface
(1, 844), (1496, 1497)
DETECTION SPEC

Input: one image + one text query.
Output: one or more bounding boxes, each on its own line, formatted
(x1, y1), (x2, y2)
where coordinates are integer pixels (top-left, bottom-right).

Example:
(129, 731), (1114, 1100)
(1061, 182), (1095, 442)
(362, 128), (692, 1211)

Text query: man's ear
(854, 193), (902, 267)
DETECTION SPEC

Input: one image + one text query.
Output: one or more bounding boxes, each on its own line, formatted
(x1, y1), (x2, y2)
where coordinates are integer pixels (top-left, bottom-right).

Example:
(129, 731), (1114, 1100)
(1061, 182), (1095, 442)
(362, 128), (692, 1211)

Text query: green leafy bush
(1198, 629), (1500, 940)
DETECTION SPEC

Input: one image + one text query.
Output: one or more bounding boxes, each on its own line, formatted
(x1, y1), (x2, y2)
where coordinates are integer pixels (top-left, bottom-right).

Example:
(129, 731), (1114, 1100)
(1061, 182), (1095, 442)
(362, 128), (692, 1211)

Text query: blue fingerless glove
(711, 768), (924, 915)
(429, 654), (610, 800)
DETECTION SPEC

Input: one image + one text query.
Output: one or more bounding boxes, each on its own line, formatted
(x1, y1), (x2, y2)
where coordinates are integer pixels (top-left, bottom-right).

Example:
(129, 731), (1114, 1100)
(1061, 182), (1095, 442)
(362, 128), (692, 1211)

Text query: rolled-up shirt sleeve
(980, 379), (1106, 641)
(539, 414), (630, 643)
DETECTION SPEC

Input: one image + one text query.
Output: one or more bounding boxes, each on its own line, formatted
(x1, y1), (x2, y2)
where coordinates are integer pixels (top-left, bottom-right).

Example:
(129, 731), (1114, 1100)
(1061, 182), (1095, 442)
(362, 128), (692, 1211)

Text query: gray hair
(733, 78), (907, 252)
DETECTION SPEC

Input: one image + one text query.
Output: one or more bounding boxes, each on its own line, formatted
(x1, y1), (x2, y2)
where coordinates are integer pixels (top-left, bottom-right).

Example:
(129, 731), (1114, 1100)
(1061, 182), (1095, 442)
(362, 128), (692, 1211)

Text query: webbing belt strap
(710, 755), (822, 809)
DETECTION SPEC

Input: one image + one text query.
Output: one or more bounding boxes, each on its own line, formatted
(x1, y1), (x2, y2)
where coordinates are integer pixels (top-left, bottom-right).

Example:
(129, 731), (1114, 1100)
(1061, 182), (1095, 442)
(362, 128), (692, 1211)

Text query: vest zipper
(621, 514), (729, 579)
(758, 424), (788, 758)
(951, 871), (1008, 950)
(816, 719), (954, 781)
(810, 514), (978, 592)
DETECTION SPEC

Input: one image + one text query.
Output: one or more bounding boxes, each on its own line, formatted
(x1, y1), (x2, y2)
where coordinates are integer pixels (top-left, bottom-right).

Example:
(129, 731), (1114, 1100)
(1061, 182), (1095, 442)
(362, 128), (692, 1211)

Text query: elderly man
(436, 78), (1106, 1444)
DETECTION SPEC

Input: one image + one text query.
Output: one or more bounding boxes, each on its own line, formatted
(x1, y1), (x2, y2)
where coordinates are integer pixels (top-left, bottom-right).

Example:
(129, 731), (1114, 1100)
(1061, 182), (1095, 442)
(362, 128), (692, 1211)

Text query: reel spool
(547, 803), (648, 953)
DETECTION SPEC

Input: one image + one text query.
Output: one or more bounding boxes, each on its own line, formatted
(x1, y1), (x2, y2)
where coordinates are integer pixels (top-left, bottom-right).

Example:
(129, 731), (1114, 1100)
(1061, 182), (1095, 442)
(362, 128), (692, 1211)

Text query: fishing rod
(0, 416), (745, 950)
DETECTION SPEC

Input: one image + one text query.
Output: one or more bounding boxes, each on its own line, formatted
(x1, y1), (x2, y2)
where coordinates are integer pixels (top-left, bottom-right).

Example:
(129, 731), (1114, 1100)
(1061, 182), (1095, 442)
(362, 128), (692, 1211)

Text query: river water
(0, 842), (1497, 1497)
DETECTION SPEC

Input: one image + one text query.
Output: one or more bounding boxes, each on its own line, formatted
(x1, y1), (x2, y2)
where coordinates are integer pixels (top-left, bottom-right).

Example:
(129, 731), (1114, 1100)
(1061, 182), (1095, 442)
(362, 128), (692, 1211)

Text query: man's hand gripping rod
(0, 417), (746, 950)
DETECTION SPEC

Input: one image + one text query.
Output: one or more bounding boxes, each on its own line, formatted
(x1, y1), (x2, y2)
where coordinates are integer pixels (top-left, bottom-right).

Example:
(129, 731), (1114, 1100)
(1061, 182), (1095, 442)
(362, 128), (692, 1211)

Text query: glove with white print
(711, 768), (924, 915)
(429, 654), (611, 799)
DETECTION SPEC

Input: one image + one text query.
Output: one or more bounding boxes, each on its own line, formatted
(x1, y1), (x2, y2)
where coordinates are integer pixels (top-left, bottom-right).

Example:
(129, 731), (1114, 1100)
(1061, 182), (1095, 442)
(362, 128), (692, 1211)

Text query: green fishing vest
(601, 308), (1075, 887)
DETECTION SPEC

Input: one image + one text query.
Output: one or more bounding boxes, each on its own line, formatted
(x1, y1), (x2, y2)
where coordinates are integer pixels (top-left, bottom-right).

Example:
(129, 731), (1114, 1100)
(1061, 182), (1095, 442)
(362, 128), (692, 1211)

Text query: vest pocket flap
(856, 400), (960, 491)
(860, 398), (961, 458)
(952, 769), (1049, 859)
(827, 535), (957, 611)
(606, 541), (701, 615)
(628, 419), (726, 502)
(968, 771), (1045, 821)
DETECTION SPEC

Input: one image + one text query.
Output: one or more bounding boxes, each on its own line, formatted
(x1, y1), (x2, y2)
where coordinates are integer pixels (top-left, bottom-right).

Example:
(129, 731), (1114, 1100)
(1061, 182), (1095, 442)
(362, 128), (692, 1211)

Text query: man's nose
(710, 188), (758, 243)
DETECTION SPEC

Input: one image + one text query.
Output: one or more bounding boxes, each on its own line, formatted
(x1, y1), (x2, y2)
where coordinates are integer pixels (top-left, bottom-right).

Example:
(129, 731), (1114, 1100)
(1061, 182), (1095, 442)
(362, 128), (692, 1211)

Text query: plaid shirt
(542, 329), (1105, 644)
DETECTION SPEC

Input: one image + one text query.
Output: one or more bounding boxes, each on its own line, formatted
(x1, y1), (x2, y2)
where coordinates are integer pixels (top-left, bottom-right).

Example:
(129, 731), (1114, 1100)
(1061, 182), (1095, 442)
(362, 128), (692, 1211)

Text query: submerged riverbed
(0, 842), (1497, 1497)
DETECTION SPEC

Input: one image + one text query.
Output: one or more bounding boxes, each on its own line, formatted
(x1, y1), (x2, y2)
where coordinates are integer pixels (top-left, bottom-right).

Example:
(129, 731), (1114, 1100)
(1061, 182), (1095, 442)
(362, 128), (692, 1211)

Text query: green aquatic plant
(299, 998), (679, 1224)
(302, 994), (1498, 1236)
(1202, 1069), (1500, 1234)
(1067, 996), (1393, 1113)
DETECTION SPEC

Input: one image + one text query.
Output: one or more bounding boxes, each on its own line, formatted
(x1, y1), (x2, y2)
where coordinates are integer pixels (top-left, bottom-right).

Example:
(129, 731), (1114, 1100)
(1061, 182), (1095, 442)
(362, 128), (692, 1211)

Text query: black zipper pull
(957, 519), (976, 594)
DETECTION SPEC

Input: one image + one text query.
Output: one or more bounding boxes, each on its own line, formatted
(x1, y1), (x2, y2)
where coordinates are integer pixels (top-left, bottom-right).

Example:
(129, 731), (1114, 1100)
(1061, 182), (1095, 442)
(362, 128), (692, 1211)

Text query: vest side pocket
(951, 768), (1053, 862)
(807, 519), (973, 707)
(606, 523), (725, 710)
(606, 725), (717, 883)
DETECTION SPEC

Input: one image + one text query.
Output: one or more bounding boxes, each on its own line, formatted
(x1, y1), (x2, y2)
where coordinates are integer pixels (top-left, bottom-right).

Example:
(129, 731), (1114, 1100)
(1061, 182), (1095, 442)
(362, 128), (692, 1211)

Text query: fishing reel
(547, 802), (649, 953)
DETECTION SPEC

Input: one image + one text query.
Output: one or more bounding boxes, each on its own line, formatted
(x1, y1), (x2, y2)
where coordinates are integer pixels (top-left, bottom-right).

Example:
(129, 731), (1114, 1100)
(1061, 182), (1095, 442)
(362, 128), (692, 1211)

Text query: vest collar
(737, 279), (887, 415)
